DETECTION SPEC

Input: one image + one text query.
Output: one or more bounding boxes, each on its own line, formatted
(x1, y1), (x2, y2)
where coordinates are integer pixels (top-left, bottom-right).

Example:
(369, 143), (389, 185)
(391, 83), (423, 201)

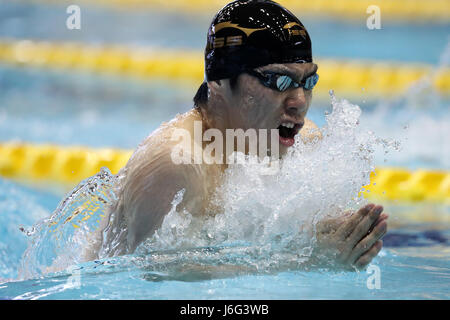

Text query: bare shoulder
(121, 109), (207, 208)
(300, 118), (322, 143)
(103, 110), (210, 252)
(304, 118), (319, 129)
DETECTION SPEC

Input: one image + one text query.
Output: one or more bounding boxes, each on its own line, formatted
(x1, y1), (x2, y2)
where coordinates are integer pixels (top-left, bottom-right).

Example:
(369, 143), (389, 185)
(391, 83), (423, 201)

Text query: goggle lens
(250, 70), (319, 92)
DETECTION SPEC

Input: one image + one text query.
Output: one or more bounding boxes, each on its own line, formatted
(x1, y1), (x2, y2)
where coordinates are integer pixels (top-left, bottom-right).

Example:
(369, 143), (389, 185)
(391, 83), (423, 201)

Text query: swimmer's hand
(312, 204), (388, 271)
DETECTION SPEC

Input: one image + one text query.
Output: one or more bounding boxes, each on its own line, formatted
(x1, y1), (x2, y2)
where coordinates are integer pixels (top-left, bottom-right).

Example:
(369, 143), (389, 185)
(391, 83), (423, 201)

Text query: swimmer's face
(226, 62), (318, 156)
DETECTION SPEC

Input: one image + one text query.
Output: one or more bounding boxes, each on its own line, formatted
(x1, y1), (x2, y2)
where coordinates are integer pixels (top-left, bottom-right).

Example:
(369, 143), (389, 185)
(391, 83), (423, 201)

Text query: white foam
(20, 93), (401, 277)
(136, 92), (398, 270)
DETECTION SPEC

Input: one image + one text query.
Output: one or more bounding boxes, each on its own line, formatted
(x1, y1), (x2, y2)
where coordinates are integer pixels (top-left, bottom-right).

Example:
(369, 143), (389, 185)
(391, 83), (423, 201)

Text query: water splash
(18, 168), (119, 280)
(359, 40), (450, 169)
(0, 178), (53, 280)
(134, 92), (399, 274)
(18, 93), (400, 280)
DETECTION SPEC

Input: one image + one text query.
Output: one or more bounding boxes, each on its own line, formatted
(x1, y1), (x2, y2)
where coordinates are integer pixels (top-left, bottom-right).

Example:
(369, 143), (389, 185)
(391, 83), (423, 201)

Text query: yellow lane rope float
(0, 142), (448, 204)
(0, 142), (132, 185)
(27, 0), (450, 22)
(0, 40), (448, 98)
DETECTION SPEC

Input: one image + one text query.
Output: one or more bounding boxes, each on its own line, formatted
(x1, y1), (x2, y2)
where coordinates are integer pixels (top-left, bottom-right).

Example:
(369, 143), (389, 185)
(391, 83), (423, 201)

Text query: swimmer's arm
(122, 161), (205, 253)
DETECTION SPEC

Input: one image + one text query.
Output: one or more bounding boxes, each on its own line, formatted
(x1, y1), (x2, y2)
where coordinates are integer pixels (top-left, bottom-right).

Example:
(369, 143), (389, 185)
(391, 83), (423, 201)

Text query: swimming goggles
(246, 69), (319, 92)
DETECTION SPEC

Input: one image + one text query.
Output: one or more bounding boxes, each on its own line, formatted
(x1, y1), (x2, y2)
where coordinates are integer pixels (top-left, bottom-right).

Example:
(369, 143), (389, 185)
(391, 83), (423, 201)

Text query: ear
(207, 80), (226, 99)
(208, 79), (234, 102)
(208, 80), (221, 92)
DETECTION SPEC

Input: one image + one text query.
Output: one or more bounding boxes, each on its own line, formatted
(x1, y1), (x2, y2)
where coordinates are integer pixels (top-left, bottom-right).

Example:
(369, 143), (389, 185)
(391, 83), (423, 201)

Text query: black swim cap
(205, 0), (313, 82)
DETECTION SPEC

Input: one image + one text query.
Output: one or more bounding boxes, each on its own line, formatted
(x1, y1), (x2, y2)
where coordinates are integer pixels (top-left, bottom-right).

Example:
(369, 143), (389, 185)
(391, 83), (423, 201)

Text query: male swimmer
(89, 0), (388, 270)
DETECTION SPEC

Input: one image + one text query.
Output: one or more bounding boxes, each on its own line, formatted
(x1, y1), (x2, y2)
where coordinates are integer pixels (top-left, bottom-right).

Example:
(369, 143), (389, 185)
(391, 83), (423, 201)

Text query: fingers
(347, 205), (384, 247)
(379, 213), (389, 220)
(354, 240), (383, 269)
(368, 213), (389, 234)
(349, 218), (387, 263)
(336, 204), (375, 239)
(317, 211), (352, 234)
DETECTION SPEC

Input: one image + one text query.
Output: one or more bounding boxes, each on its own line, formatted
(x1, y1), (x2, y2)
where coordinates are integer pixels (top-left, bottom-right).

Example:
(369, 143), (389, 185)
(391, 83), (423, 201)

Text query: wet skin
(314, 204), (388, 270)
(94, 62), (388, 271)
(205, 62), (388, 270)
(203, 62), (320, 158)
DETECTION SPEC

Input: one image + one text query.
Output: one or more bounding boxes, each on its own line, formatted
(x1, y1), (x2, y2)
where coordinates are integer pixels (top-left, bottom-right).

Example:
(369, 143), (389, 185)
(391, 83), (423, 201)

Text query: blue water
(0, 1), (449, 300)
(1, 1), (448, 64)
(1, 63), (448, 171)
(2, 250), (449, 300)
(0, 177), (449, 299)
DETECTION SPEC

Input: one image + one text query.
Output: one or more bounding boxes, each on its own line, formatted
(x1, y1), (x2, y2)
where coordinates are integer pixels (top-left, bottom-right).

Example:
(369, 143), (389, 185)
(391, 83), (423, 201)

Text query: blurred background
(0, 0), (448, 201)
(0, 0), (448, 295)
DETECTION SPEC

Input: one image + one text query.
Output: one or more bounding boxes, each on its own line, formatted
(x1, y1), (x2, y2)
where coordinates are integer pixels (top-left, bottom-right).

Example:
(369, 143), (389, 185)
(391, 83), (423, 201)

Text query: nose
(283, 88), (308, 116)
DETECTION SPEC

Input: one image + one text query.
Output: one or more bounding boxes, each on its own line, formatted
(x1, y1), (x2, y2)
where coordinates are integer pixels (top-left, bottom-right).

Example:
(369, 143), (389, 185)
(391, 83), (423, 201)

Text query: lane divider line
(0, 142), (448, 203)
(0, 39), (448, 97)
(26, 0), (450, 22)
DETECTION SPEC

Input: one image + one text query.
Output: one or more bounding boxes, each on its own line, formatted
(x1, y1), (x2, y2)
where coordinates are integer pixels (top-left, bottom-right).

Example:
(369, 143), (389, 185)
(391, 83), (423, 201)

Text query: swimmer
(88, 0), (388, 271)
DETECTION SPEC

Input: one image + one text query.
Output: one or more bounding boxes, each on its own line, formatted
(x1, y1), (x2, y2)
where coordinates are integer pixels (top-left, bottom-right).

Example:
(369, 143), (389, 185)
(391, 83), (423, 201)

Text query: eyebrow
(260, 65), (318, 83)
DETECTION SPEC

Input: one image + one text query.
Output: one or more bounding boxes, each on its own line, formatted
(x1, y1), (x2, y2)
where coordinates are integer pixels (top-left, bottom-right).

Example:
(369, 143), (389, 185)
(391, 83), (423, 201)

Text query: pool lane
(0, 1), (449, 64)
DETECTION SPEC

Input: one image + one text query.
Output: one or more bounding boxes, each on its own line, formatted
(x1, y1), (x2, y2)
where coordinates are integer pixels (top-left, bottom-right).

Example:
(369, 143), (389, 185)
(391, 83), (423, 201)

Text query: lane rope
(25, 0), (450, 22)
(0, 39), (448, 97)
(0, 142), (448, 203)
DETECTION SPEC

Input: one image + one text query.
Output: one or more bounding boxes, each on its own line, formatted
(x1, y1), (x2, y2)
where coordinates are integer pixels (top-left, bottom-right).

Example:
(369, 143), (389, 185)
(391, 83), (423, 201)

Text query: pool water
(0, 93), (449, 299)
(0, 175), (448, 299)
(0, 1), (449, 300)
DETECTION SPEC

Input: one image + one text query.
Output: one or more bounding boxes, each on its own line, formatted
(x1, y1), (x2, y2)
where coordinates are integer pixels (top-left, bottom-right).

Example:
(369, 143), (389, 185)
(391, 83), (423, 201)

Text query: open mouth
(277, 122), (302, 147)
